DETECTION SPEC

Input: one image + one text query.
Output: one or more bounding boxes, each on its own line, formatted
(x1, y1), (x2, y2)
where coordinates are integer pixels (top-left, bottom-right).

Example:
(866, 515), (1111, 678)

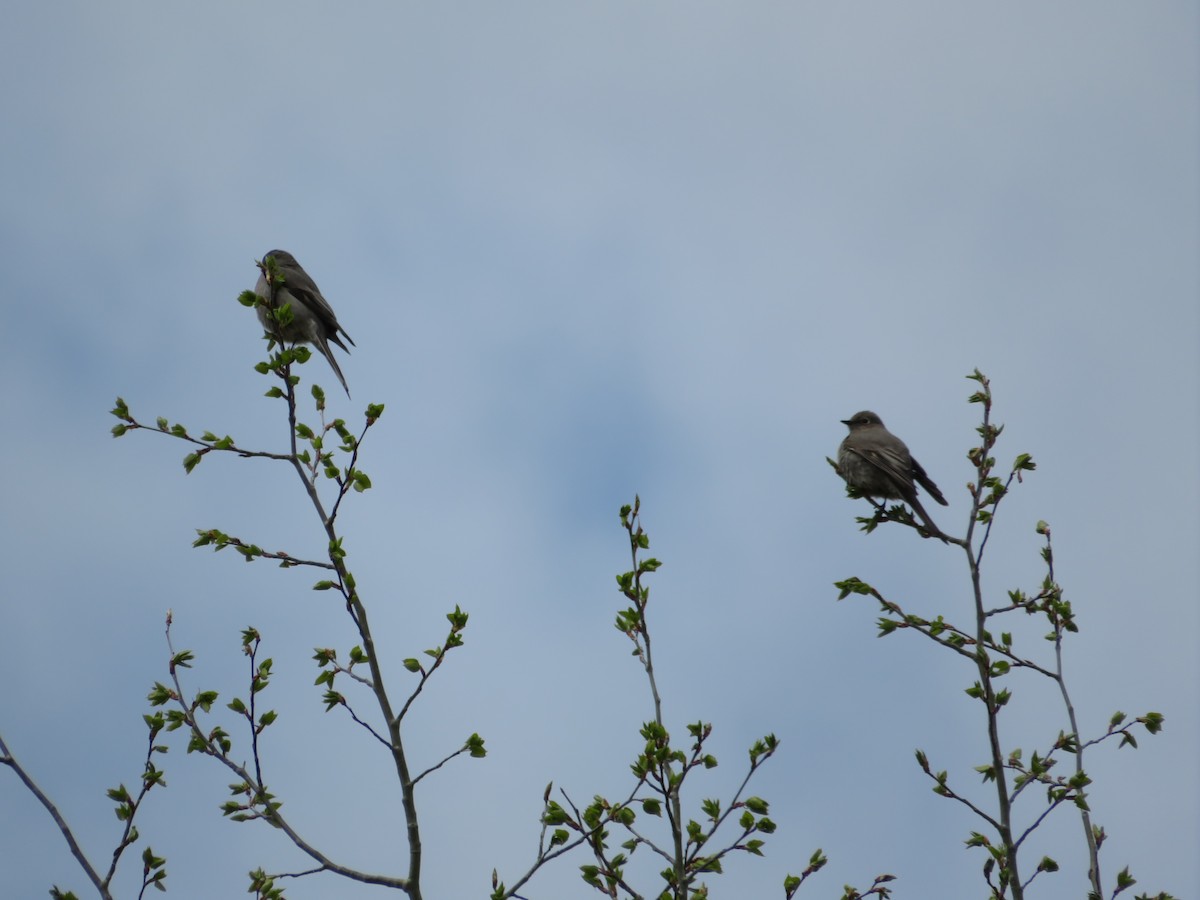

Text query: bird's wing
(850, 444), (916, 494)
(911, 457), (948, 505)
(277, 264), (338, 326)
(294, 277), (354, 346)
(260, 254), (355, 347)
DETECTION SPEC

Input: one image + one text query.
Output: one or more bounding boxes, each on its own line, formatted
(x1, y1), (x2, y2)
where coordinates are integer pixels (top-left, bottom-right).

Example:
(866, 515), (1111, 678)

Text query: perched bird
(255, 250), (355, 396)
(837, 410), (950, 541)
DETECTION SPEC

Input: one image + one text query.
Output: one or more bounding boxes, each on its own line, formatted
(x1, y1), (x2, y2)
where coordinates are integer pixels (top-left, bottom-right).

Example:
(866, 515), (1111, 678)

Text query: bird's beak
(840, 419), (852, 426)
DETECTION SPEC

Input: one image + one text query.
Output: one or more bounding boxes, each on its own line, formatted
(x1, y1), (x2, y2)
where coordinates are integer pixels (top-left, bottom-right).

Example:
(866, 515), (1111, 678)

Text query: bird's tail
(314, 336), (351, 398)
(907, 494), (951, 544)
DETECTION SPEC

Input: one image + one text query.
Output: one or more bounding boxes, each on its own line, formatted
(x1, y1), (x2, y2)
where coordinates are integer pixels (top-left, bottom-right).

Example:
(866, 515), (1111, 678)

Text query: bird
(837, 410), (950, 541)
(255, 249), (355, 396)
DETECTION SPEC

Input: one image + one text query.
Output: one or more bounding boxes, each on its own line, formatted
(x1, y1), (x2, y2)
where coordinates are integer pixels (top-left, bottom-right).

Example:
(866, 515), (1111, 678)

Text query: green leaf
(834, 577), (873, 599)
(1141, 711), (1165, 734)
(465, 733), (487, 758)
(744, 796), (769, 814)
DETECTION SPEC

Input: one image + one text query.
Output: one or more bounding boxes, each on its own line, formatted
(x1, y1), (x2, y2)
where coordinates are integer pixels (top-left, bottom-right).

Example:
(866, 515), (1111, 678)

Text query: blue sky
(1, 3), (1196, 898)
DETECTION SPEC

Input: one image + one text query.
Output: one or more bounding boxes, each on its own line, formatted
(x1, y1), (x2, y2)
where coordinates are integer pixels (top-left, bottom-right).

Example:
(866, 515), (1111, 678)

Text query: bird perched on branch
(255, 249), (355, 396)
(837, 410), (950, 542)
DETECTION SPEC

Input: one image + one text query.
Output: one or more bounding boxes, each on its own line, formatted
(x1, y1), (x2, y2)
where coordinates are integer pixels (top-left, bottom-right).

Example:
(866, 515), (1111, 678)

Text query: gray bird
(255, 250), (355, 396)
(837, 410), (950, 541)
